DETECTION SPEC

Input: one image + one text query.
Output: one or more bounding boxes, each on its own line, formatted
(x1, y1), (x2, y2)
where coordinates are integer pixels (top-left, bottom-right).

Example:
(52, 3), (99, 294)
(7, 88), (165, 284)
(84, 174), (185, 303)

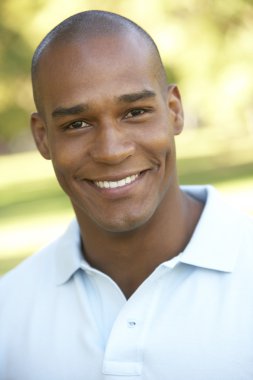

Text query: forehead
(37, 33), (160, 112)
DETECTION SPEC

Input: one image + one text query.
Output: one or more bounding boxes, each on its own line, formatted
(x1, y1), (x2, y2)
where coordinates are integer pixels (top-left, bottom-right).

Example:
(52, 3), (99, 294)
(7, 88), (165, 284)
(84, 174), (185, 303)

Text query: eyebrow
(52, 104), (89, 118)
(51, 90), (156, 118)
(117, 90), (156, 103)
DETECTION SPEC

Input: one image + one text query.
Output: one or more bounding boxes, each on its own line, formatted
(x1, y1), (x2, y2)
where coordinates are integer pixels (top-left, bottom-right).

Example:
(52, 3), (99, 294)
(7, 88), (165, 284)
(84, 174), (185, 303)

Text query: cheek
(49, 134), (84, 173)
(48, 140), (83, 194)
(141, 123), (177, 182)
(138, 122), (174, 159)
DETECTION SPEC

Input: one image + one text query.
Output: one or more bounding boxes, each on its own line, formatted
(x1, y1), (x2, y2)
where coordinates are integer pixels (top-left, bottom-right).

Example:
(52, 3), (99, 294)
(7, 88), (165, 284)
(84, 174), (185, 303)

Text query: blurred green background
(0, 0), (253, 275)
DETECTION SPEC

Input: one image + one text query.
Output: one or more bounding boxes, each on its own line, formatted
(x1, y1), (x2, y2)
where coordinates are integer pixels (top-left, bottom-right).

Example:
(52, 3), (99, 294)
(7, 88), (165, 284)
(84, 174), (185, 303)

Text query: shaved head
(31, 10), (168, 114)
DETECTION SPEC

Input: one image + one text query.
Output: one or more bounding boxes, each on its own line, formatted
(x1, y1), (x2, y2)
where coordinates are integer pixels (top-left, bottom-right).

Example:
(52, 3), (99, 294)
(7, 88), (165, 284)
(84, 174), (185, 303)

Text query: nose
(90, 122), (135, 164)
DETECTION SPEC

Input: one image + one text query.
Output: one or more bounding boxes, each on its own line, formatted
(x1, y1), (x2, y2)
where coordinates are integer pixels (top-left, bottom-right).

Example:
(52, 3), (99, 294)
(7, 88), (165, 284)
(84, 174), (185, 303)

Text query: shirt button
(127, 320), (137, 328)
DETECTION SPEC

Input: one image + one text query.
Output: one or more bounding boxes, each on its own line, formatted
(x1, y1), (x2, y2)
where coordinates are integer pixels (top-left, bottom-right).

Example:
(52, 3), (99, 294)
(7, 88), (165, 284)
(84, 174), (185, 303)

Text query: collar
(176, 185), (242, 272)
(54, 220), (84, 285)
(54, 186), (243, 285)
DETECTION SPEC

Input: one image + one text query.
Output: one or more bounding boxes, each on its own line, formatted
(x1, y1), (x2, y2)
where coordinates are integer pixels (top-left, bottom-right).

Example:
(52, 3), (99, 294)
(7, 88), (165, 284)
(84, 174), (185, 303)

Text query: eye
(124, 109), (146, 119)
(67, 120), (91, 130)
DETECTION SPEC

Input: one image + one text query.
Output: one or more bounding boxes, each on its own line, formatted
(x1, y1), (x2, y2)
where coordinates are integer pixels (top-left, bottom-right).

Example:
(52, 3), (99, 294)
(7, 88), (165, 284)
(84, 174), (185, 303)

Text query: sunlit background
(1, 0), (253, 274)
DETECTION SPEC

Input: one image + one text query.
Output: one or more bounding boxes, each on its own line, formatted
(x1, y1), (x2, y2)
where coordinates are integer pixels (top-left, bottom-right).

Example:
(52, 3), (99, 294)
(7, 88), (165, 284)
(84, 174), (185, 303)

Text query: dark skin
(31, 31), (203, 298)
(79, 189), (202, 298)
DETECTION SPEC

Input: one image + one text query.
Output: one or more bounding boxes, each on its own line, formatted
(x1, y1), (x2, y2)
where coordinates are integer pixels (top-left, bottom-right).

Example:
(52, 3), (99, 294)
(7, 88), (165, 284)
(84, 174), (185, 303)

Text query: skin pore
(31, 16), (204, 298)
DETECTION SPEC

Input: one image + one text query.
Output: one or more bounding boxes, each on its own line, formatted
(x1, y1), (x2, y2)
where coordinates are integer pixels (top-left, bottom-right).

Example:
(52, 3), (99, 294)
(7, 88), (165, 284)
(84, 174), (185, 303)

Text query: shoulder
(0, 219), (79, 304)
(0, 235), (57, 301)
(182, 184), (253, 230)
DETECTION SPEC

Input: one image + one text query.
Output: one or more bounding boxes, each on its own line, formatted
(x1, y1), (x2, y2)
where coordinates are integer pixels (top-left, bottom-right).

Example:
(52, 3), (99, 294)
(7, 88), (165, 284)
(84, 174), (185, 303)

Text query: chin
(94, 208), (156, 234)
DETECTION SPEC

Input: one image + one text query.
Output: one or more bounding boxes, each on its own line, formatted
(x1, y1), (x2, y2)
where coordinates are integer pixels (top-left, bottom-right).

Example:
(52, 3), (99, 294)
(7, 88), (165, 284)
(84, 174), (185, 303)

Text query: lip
(83, 169), (150, 199)
(86, 169), (147, 183)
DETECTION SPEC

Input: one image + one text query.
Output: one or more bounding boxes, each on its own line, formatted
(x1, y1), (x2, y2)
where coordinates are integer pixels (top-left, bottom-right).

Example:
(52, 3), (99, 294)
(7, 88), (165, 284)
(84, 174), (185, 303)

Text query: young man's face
(31, 33), (183, 233)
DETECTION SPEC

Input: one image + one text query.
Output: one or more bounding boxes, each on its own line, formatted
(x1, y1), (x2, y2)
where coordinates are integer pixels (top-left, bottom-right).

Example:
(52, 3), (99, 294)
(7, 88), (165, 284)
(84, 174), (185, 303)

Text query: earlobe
(167, 84), (184, 135)
(30, 113), (51, 159)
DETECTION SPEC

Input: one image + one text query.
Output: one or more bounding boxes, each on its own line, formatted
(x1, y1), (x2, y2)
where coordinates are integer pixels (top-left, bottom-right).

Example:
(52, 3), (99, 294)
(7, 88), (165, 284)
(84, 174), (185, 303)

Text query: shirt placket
(102, 265), (169, 379)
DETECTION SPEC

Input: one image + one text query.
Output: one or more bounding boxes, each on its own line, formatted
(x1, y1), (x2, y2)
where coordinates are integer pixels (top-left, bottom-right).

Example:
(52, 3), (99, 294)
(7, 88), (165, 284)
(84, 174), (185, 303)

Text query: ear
(30, 112), (51, 160)
(167, 84), (184, 135)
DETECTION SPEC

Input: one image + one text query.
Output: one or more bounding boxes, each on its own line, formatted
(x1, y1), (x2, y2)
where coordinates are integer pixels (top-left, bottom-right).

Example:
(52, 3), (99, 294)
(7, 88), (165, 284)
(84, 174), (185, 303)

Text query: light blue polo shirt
(0, 185), (253, 380)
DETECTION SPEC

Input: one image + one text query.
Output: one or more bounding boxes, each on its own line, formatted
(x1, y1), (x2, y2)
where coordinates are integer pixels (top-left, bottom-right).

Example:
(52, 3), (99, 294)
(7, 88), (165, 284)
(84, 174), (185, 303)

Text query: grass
(1, 129), (253, 275)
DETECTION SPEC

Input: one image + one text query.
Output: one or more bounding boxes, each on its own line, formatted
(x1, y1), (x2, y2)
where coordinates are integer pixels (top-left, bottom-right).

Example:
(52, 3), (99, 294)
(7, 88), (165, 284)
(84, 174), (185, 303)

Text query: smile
(94, 174), (139, 189)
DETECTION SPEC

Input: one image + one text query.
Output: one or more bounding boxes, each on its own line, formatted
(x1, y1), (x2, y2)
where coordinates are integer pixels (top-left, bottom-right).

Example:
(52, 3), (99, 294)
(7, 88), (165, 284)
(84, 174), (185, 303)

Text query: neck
(75, 187), (203, 298)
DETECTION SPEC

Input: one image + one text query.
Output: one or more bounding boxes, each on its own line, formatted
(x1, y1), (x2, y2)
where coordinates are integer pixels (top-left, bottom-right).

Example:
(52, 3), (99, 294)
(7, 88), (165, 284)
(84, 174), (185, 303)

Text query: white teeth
(94, 174), (139, 189)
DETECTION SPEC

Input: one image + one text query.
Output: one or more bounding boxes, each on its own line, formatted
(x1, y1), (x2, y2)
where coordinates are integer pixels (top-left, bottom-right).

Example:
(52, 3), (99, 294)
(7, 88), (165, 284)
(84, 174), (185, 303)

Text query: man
(0, 10), (253, 380)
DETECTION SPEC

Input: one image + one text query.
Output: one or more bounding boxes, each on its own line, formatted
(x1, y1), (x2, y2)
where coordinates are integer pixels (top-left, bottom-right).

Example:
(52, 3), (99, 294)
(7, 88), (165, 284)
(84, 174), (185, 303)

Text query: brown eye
(69, 121), (90, 129)
(125, 109), (145, 119)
